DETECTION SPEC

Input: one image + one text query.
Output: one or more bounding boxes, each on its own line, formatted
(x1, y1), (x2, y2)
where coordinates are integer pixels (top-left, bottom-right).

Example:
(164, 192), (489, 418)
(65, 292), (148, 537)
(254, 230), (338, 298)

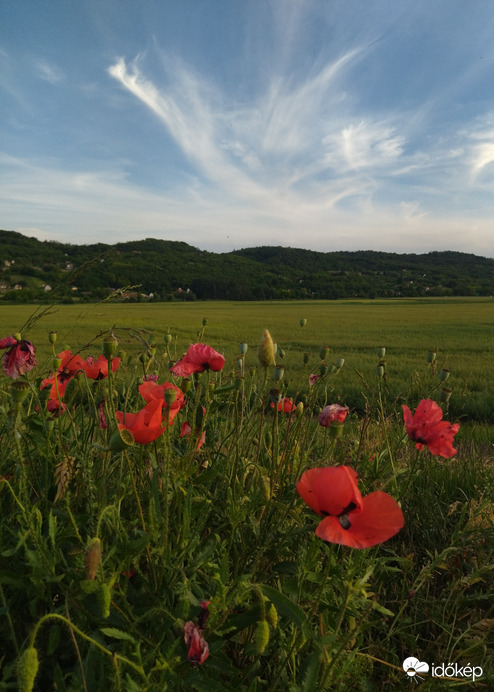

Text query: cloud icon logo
(403, 657), (430, 677)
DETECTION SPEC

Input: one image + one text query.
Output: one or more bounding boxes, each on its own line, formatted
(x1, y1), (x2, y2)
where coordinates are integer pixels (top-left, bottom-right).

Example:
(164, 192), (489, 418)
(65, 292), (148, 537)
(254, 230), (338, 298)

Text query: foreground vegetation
(1, 302), (493, 690)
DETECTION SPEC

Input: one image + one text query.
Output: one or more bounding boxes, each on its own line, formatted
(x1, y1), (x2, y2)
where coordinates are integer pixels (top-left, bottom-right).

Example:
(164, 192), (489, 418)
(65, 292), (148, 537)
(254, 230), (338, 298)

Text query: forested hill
(1, 229), (494, 302)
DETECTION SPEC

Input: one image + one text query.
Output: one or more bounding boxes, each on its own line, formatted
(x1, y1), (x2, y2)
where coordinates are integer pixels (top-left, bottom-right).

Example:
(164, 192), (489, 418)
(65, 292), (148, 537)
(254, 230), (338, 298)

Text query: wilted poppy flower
(116, 399), (167, 444)
(309, 373), (320, 386)
(184, 621), (209, 665)
(83, 354), (120, 380)
(402, 399), (459, 458)
(319, 404), (349, 427)
(138, 380), (184, 418)
(170, 343), (225, 377)
(1, 336), (37, 379)
(270, 397), (297, 412)
(297, 465), (404, 549)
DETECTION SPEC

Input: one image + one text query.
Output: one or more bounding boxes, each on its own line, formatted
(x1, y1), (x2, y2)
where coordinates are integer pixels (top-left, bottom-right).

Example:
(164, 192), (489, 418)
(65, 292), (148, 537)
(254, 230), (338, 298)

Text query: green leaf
(100, 627), (137, 643)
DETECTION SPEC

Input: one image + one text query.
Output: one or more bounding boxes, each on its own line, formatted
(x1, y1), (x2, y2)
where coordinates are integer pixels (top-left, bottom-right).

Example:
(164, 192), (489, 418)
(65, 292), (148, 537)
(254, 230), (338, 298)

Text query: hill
(1, 229), (493, 302)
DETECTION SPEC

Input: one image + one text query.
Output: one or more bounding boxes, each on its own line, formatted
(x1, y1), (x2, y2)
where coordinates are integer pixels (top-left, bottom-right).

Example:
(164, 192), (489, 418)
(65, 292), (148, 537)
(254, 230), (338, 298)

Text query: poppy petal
(297, 466), (362, 517)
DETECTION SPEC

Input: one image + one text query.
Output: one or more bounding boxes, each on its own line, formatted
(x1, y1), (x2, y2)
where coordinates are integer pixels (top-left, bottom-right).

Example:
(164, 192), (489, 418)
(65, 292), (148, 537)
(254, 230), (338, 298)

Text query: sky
(2, 0), (494, 257)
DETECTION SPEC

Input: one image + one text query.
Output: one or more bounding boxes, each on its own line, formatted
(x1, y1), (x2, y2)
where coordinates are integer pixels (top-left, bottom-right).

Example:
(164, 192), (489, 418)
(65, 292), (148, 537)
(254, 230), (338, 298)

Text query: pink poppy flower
(170, 343), (225, 377)
(1, 336), (37, 379)
(297, 465), (404, 549)
(402, 399), (459, 458)
(319, 404), (349, 427)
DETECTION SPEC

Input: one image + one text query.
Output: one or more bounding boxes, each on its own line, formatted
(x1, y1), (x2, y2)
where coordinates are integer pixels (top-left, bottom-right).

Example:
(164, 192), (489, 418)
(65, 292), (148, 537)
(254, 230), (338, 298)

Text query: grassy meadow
(0, 298), (493, 691)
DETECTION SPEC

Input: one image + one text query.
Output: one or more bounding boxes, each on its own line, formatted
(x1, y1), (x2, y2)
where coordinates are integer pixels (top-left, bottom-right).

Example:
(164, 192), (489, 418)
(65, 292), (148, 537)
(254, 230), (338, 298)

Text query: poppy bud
(319, 363), (328, 376)
(52, 357), (62, 370)
(335, 357), (345, 369)
(117, 350), (127, 363)
(164, 388), (177, 406)
(13, 332), (22, 341)
(44, 419), (54, 435)
(239, 342), (248, 355)
(254, 619), (270, 654)
(303, 352), (310, 365)
(109, 428), (134, 452)
(10, 379), (30, 404)
(295, 401), (304, 417)
(266, 603), (278, 630)
(97, 583), (111, 619)
(277, 346), (286, 359)
(439, 387), (452, 403)
(84, 538), (102, 580)
(426, 350), (437, 364)
(257, 330), (276, 368)
(376, 346), (386, 359)
(235, 357), (243, 369)
(180, 378), (192, 393)
(17, 646), (39, 692)
(273, 365), (284, 382)
(439, 369), (450, 381)
(103, 335), (118, 359)
(202, 318), (208, 326)
(49, 331), (57, 345)
(139, 352), (149, 364)
(376, 365), (385, 379)
(164, 333), (172, 345)
(299, 319), (307, 327)
(328, 421), (344, 439)
(319, 346), (329, 360)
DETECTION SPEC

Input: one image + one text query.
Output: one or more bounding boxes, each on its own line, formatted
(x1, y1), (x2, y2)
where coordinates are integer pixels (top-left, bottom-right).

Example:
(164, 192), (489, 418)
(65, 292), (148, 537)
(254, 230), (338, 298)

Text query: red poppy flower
(116, 399), (167, 444)
(319, 404), (349, 427)
(184, 621), (209, 665)
(402, 399), (459, 458)
(40, 350), (85, 400)
(138, 380), (184, 420)
(170, 343), (225, 377)
(270, 397), (296, 413)
(297, 465), (404, 549)
(83, 354), (121, 379)
(1, 336), (37, 379)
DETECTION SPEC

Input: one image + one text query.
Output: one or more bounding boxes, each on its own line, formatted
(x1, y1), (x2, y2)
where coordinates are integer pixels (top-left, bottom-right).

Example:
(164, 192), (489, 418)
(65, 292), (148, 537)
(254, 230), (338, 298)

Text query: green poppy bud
(299, 318), (307, 327)
(273, 365), (284, 382)
(335, 357), (345, 369)
(10, 380), (30, 404)
(52, 357), (62, 370)
(109, 428), (134, 452)
(257, 330), (276, 368)
(164, 388), (177, 406)
(97, 583), (111, 619)
(319, 346), (329, 360)
(303, 352), (310, 365)
(376, 346), (386, 359)
(295, 401), (304, 418)
(103, 335), (118, 359)
(239, 342), (248, 355)
(319, 362), (328, 376)
(17, 646), (39, 692)
(439, 369), (450, 381)
(254, 620), (270, 654)
(164, 333), (172, 345)
(48, 331), (57, 345)
(426, 350), (437, 364)
(266, 602), (278, 630)
(376, 365), (385, 378)
(85, 537), (102, 580)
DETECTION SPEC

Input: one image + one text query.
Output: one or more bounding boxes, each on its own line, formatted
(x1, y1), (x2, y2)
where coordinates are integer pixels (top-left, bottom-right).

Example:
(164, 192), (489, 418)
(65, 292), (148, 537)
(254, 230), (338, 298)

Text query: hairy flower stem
(29, 613), (147, 682)
(377, 380), (398, 494)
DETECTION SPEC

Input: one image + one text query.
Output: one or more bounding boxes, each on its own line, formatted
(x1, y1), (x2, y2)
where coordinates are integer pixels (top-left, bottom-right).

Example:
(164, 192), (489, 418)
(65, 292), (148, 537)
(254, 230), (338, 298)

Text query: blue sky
(2, 0), (494, 257)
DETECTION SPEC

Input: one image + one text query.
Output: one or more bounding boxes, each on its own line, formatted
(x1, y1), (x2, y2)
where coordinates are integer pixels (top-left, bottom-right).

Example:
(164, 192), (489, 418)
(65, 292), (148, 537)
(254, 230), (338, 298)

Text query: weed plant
(0, 312), (493, 691)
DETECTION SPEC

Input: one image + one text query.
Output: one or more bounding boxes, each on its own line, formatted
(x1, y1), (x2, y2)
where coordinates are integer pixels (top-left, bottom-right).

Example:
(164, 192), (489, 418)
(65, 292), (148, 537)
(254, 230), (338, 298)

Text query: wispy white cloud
(34, 58), (64, 84)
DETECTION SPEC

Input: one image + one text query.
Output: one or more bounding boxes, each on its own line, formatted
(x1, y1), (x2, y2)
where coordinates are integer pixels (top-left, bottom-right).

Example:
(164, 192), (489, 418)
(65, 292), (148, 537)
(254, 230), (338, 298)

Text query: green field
(3, 297), (494, 421)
